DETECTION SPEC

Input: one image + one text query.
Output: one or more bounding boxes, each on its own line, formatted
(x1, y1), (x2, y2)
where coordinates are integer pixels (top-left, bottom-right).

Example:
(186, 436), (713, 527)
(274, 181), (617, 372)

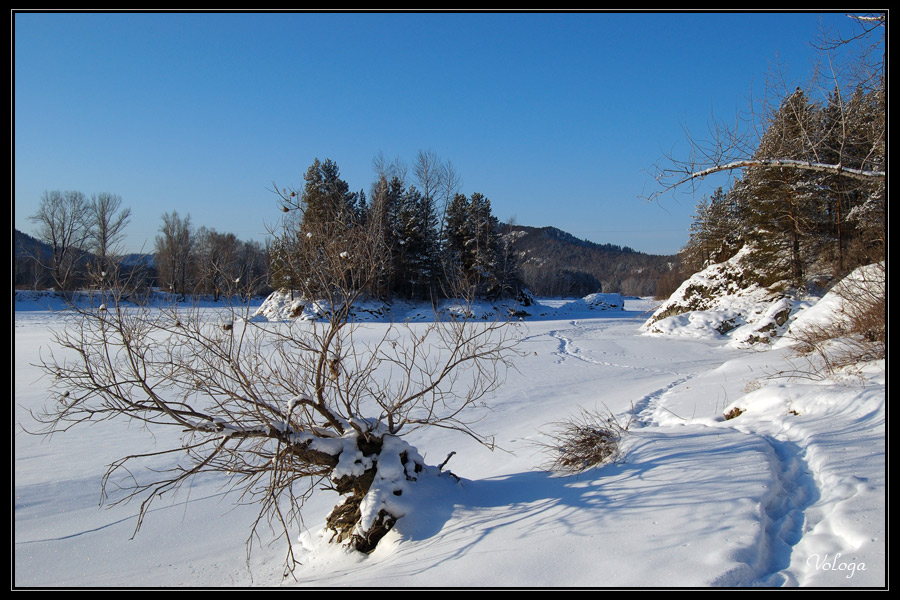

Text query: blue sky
(13, 11), (864, 255)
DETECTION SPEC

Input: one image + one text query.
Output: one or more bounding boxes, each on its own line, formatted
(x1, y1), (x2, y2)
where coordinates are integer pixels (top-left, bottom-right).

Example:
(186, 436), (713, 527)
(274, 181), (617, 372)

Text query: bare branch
(653, 157), (884, 201)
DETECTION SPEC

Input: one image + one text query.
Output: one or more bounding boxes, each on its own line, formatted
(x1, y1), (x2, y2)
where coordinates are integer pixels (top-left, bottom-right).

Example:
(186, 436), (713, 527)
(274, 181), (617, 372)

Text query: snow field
(14, 295), (884, 587)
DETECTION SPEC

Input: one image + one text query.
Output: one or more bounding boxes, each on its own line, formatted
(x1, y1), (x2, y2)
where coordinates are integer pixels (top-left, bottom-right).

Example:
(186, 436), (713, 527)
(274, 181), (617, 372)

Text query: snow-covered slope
(775, 262), (885, 349)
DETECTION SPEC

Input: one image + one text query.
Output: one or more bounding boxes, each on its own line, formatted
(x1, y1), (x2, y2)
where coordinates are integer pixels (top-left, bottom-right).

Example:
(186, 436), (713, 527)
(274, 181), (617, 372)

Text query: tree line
(19, 150), (525, 304)
(17, 190), (272, 299)
(19, 159), (674, 303)
(270, 152), (526, 305)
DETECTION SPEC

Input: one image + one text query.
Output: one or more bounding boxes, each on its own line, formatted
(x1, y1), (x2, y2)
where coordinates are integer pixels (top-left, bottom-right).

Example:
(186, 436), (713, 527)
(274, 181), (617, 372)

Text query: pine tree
(839, 83), (885, 267)
(681, 186), (746, 273)
(394, 186), (439, 299)
(468, 193), (501, 297)
(270, 159), (365, 300)
(741, 89), (822, 286)
(439, 192), (513, 299)
(442, 192), (472, 276)
(300, 158), (361, 229)
(366, 175), (406, 298)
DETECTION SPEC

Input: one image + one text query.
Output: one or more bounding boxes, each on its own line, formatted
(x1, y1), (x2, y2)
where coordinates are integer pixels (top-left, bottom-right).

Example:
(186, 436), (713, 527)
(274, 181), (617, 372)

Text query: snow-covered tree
(816, 84), (885, 272)
(739, 88), (823, 286)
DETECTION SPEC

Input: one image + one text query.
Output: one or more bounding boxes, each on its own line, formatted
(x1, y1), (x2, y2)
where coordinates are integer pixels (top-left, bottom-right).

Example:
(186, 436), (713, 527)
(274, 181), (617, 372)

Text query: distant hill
(14, 229), (50, 261)
(14, 228), (156, 289)
(503, 224), (678, 297)
(14, 228), (154, 266)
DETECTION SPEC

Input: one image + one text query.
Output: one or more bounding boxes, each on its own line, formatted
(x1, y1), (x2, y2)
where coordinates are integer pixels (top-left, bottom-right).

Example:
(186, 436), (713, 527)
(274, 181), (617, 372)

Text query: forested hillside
(504, 224), (677, 297)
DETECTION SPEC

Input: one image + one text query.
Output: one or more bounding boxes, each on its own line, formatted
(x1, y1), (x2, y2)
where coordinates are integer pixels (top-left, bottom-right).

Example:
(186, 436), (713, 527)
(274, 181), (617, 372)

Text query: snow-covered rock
(253, 290), (392, 322)
(642, 247), (805, 346)
(555, 292), (624, 313)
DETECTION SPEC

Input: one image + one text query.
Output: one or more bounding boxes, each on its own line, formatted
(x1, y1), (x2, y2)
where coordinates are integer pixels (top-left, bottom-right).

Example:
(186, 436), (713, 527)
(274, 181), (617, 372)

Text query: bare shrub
(539, 407), (631, 475)
(31, 212), (521, 574)
(791, 263), (885, 374)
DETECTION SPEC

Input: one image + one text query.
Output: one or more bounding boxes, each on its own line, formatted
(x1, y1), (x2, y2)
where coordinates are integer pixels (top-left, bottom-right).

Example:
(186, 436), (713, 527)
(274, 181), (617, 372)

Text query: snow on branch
(652, 158), (885, 200)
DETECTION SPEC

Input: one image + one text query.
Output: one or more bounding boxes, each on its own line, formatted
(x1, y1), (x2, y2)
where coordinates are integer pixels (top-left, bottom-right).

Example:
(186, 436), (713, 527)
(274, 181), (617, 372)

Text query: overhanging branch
(651, 158), (884, 201)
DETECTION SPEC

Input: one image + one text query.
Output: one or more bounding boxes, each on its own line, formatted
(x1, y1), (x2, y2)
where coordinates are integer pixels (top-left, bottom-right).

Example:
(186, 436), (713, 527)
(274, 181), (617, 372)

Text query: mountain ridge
(503, 223), (677, 297)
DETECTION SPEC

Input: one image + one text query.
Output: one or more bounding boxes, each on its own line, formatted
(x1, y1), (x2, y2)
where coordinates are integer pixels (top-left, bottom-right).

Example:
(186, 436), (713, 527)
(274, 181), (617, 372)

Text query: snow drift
(253, 290), (624, 323)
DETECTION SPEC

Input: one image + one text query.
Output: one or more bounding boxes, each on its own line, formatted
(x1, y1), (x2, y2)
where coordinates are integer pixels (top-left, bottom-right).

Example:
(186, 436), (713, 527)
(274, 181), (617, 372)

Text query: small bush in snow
(540, 407), (631, 474)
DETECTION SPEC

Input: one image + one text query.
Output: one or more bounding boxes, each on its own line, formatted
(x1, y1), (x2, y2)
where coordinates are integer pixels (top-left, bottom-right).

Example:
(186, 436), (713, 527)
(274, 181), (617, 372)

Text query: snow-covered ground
(14, 292), (885, 587)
